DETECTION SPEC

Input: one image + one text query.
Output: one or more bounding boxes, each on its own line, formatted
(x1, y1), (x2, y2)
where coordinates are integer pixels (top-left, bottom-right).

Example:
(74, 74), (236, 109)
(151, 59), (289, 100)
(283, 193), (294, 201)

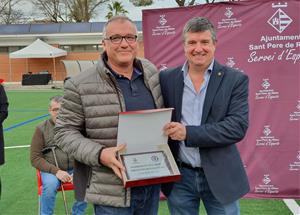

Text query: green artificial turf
(0, 90), (297, 214)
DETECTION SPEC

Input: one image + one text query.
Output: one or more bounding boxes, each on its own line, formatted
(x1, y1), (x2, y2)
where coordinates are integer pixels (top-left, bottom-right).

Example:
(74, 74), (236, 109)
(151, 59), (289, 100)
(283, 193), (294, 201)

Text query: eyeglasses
(50, 108), (59, 112)
(104, 34), (137, 44)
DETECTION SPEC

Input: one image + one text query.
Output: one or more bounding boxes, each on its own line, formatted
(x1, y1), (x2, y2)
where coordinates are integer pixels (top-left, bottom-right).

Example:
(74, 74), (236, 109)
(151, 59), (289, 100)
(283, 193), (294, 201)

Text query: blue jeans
(167, 167), (240, 215)
(40, 171), (87, 215)
(94, 184), (160, 215)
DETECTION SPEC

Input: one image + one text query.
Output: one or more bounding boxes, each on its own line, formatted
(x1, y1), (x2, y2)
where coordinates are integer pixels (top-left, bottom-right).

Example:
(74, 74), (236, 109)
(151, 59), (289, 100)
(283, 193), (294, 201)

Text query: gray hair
(182, 17), (217, 43)
(102, 15), (137, 38)
(49, 95), (63, 107)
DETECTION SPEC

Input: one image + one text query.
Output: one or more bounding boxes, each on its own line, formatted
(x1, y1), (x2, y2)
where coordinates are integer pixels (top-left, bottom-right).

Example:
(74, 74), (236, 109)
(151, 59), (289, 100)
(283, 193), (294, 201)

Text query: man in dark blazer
(0, 79), (8, 199)
(160, 17), (249, 215)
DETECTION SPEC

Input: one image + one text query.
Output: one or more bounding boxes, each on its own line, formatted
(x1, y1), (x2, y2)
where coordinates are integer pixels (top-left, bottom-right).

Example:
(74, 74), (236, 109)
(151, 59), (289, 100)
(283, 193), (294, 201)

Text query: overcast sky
(16, 0), (224, 22)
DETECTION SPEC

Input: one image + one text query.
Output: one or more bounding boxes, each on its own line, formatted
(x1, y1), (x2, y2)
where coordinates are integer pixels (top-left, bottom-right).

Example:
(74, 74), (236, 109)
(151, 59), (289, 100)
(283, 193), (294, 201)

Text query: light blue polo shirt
(178, 60), (214, 168)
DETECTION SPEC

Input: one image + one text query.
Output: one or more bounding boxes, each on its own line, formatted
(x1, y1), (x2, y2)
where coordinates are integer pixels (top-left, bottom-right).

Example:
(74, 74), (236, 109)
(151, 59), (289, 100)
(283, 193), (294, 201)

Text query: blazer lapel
(173, 69), (184, 122)
(202, 62), (224, 123)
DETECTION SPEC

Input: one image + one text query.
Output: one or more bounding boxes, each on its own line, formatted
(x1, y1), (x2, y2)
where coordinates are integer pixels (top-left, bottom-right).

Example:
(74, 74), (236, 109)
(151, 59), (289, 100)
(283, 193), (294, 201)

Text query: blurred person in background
(30, 95), (87, 215)
(0, 78), (8, 199)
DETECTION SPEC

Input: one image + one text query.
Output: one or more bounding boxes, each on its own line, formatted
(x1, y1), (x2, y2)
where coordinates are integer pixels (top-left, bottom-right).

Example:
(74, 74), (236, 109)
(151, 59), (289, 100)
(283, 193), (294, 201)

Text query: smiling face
(183, 30), (216, 70)
(102, 19), (138, 68)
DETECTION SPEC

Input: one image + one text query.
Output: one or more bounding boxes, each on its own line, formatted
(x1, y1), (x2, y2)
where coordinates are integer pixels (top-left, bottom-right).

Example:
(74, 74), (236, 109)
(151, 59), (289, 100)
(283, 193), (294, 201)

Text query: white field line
(4, 145), (300, 215)
(5, 145), (30, 149)
(284, 199), (300, 215)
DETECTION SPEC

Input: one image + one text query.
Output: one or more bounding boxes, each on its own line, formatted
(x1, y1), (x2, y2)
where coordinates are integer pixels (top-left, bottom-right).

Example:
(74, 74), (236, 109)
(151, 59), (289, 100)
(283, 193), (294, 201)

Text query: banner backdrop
(143, 0), (300, 199)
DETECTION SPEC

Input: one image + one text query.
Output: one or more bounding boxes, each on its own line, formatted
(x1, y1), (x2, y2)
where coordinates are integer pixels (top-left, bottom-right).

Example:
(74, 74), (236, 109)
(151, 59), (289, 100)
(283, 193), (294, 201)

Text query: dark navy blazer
(159, 61), (250, 204)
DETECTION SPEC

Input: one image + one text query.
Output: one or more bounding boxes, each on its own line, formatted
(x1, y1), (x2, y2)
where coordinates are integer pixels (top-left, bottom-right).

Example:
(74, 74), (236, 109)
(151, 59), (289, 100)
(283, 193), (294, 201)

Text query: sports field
(0, 89), (297, 214)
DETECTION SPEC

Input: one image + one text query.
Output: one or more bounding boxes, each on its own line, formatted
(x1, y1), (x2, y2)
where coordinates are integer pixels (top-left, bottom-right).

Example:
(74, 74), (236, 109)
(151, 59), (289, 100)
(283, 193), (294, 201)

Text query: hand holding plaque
(117, 108), (180, 188)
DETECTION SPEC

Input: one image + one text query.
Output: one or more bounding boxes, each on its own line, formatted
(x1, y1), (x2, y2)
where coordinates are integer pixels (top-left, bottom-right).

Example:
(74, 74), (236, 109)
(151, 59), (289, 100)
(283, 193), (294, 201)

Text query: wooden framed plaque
(117, 108), (181, 188)
(118, 146), (180, 188)
(121, 151), (172, 180)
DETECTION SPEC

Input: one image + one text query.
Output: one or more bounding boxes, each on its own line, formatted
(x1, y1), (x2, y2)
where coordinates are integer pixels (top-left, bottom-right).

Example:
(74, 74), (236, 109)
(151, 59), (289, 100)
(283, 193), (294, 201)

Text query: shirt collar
(181, 59), (214, 78)
(101, 52), (142, 79)
(49, 118), (55, 126)
(110, 68), (142, 80)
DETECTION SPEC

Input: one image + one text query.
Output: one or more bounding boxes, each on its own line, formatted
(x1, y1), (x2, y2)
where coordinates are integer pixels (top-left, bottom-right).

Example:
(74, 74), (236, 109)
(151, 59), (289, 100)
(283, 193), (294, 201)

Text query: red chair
(36, 169), (74, 215)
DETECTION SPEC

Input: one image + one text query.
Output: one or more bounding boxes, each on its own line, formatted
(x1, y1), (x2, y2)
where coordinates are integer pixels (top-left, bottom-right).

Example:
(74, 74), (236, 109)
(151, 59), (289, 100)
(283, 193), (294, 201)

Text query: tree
(130, 0), (153, 6)
(32, 0), (68, 22)
(105, 1), (128, 20)
(0, 1), (10, 15)
(0, 0), (25, 24)
(67, 0), (109, 22)
(174, 0), (241, 6)
(175, 0), (197, 6)
(32, 0), (109, 23)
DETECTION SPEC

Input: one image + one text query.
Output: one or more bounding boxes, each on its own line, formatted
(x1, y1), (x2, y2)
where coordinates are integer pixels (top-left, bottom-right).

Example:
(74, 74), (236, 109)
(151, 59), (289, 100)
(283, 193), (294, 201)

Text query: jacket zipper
(107, 73), (128, 205)
(124, 188), (128, 206)
(86, 167), (92, 188)
(107, 74), (124, 112)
